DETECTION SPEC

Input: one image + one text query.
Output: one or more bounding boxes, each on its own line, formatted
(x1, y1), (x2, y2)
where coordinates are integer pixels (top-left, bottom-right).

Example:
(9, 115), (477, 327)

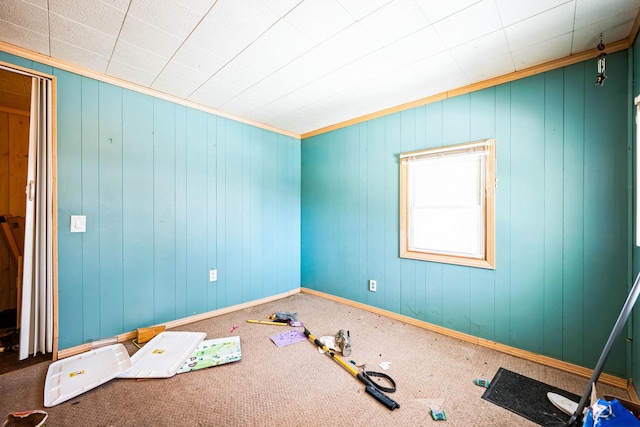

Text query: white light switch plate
(70, 215), (86, 233)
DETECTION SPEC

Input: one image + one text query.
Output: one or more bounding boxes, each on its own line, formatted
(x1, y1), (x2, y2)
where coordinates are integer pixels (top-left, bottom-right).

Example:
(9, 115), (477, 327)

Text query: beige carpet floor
(0, 292), (629, 426)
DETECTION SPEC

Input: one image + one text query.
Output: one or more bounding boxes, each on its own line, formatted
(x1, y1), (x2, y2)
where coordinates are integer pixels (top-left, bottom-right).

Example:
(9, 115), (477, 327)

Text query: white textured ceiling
(0, 0), (639, 136)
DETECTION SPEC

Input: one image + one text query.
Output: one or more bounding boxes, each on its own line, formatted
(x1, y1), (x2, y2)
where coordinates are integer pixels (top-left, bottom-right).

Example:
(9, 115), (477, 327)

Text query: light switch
(70, 215), (86, 233)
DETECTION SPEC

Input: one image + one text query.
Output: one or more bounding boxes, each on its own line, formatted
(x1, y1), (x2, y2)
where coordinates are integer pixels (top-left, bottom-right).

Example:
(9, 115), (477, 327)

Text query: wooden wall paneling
(122, 90), (154, 331)
(412, 107), (428, 322)
(241, 124), (255, 300)
(542, 69), (565, 360)
(223, 119), (243, 306)
(581, 51), (629, 377)
(493, 83), (512, 345)
(509, 75), (546, 354)
(399, 109), (418, 318)
(153, 99), (178, 324)
(205, 114), (219, 309)
(184, 108), (208, 315)
(324, 129), (345, 298)
(55, 70), (84, 346)
(343, 125), (361, 303)
(173, 105), (187, 319)
(214, 115), (226, 310)
(289, 133), (301, 291)
(469, 88), (498, 340)
(97, 82), (124, 339)
(244, 128), (258, 301)
(80, 76), (100, 342)
(366, 118), (386, 308)
(441, 96), (471, 334)
(385, 113), (402, 314)
(423, 102), (444, 326)
(8, 114), (28, 217)
(0, 112), (10, 312)
(562, 63), (587, 366)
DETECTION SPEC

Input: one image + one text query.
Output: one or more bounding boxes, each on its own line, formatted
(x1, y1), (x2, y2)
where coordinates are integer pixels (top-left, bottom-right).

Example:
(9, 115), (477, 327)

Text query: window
(399, 139), (496, 269)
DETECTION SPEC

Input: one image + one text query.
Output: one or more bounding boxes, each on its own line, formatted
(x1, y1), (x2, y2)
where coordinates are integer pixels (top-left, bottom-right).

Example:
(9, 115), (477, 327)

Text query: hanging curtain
(19, 76), (53, 360)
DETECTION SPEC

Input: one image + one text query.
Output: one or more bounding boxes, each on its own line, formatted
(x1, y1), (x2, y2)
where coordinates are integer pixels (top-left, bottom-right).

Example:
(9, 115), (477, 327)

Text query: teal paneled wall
(302, 51), (630, 376)
(0, 51), (301, 350)
(633, 37), (640, 389)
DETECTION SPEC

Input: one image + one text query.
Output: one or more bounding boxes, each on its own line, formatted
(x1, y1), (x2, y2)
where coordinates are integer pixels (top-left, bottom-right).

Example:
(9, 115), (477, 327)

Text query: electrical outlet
(368, 279), (377, 292)
(209, 269), (217, 282)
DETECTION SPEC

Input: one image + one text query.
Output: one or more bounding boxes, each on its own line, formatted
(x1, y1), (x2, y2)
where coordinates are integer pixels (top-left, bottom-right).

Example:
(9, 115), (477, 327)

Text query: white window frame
(399, 139), (496, 269)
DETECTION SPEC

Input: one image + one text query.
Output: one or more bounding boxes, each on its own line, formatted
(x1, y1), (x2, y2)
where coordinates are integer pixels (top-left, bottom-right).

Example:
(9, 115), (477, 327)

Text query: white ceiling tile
(21, 0), (47, 7)
(250, 19), (314, 67)
(188, 76), (245, 107)
(0, 18), (49, 55)
(171, 41), (228, 75)
(504, 1), (575, 51)
(110, 39), (168, 76)
(575, 0), (640, 28)
(433, 0), (503, 48)
(511, 32), (572, 69)
(1, 0), (49, 33)
(174, 0), (217, 17)
(206, 0), (280, 43)
(359, 0), (431, 47)
(336, 0), (392, 20)
(217, 21), (315, 88)
(119, 14), (183, 57)
(414, 0), (480, 23)
(232, 79), (294, 112)
(49, 0), (126, 36)
(0, 0), (637, 135)
(49, 12), (117, 58)
(495, 0), (572, 27)
(256, 0), (303, 17)
(184, 0), (279, 62)
(450, 30), (515, 81)
(128, 0), (204, 39)
(151, 60), (210, 98)
(182, 22), (248, 65)
(50, 38), (110, 73)
(450, 29), (510, 62)
(106, 58), (158, 87)
(284, 0), (356, 43)
(101, 0), (130, 13)
(379, 25), (446, 65)
(213, 58), (265, 90)
(220, 93), (265, 117)
(319, 23), (381, 66)
(571, 10), (636, 53)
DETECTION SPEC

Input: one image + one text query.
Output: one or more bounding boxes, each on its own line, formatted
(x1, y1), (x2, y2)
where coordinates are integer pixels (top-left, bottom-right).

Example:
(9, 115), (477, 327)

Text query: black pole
(565, 273), (640, 426)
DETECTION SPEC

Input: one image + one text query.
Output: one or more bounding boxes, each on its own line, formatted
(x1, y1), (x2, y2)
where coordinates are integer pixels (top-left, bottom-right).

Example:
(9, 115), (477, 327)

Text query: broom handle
(303, 328), (400, 410)
(566, 272), (640, 426)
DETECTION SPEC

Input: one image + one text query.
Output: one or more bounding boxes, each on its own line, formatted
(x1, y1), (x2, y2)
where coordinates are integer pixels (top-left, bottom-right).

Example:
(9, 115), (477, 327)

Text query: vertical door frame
(0, 60), (58, 360)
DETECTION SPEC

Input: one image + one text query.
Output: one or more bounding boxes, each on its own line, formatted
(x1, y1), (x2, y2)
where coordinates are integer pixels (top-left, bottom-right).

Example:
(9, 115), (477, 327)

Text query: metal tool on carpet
(334, 329), (351, 356)
(303, 328), (400, 410)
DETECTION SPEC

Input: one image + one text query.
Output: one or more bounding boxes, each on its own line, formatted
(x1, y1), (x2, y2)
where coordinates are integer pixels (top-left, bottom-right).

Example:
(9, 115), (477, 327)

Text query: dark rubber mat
(482, 367), (582, 426)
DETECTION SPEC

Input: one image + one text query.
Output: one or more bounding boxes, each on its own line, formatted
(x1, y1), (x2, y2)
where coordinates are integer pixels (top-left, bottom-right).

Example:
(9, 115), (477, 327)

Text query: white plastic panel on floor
(117, 331), (206, 379)
(44, 343), (131, 407)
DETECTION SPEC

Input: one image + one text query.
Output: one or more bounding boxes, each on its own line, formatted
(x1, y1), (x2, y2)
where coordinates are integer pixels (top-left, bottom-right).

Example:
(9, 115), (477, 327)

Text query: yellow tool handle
(247, 320), (288, 326)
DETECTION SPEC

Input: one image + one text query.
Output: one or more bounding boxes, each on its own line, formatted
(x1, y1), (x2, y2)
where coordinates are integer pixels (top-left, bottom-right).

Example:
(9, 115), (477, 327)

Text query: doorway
(0, 65), (55, 373)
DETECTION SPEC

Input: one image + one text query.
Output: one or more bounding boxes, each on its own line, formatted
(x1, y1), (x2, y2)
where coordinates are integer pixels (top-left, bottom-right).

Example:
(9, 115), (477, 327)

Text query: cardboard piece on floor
(177, 336), (241, 373)
(117, 331), (206, 379)
(44, 343), (131, 407)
